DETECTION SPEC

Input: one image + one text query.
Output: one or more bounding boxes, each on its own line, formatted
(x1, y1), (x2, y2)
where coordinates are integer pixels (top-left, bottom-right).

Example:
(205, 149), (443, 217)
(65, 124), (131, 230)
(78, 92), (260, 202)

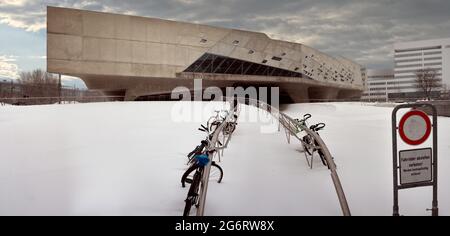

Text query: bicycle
(222, 111), (238, 136)
(208, 109), (238, 136)
(294, 113), (311, 134)
(302, 123), (330, 169)
(181, 124), (224, 216)
(207, 110), (227, 133)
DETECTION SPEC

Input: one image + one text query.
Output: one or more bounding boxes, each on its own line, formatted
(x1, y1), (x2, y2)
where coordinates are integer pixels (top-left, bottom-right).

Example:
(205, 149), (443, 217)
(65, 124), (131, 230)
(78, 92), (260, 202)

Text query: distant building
(47, 6), (365, 103)
(361, 69), (394, 102)
(393, 38), (450, 100)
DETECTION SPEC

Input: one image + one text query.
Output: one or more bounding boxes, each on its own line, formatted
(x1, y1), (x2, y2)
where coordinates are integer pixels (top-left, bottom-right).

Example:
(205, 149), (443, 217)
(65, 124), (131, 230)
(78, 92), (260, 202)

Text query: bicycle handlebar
(303, 113), (312, 120)
(187, 140), (208, 158)
(310, 123), (325, 132)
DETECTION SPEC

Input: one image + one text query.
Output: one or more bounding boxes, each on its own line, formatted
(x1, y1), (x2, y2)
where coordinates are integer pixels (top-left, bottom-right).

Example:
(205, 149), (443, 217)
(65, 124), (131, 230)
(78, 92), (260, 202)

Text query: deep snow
(0, 101), (449, 215)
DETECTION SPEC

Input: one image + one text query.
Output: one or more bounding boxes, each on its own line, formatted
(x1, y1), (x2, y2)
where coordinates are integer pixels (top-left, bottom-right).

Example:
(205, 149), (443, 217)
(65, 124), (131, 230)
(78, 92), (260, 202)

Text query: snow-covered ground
(0, 101), (449, 216)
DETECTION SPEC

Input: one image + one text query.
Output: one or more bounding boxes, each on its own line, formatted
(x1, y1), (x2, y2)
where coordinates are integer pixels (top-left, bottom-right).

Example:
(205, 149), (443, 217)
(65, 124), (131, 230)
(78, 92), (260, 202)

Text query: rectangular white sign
(399, 148), (432, 185)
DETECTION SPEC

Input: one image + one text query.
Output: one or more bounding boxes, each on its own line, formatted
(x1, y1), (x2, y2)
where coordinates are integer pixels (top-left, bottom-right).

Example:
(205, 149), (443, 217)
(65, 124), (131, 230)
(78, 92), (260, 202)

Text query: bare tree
(19, 69), (58, 85)
(415, 68), (441, 101)
(19, 69), (59, 104)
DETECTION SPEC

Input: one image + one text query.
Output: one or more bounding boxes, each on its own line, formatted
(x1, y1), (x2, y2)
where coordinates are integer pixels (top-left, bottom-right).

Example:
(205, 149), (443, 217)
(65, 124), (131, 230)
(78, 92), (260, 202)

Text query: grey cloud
(1, 0), (450, 69)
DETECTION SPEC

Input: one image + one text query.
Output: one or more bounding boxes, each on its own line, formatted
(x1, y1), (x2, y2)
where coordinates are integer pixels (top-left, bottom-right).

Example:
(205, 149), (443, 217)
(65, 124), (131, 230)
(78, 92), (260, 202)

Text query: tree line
(1, 69), (104, 105)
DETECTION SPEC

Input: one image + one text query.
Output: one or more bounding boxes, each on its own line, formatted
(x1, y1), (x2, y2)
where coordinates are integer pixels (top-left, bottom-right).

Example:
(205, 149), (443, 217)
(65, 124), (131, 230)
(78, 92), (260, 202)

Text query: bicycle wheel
(228, 122), (236, 134)
(181, 162), (223, 187)
(315, 140), (328, 167)
(183, 170), (202, 216)
(209, 120), (222, 133)
(181, 164), (199, 188)
(302, 135), (314, 155)
(210, 161), (223, 183)
(222, 122), (235, 135)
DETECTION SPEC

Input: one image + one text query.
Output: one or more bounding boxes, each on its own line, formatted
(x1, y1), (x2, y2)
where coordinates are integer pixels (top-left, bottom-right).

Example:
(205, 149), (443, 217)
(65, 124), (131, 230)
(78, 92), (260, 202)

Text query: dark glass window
(183, 53), (303, 78)
(272, 56), (282, 61)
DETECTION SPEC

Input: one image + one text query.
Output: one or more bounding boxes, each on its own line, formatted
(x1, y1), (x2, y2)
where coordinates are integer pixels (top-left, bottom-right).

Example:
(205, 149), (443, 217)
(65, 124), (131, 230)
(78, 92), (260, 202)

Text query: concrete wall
(47, 6), (364, 102)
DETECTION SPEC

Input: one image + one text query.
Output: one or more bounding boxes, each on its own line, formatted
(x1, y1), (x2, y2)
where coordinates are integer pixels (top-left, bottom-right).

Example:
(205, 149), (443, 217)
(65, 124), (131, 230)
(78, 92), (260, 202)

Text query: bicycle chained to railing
(207, 107), (240, 161)
(293, 114), (331, 169)
(240, 96), (350, 216)
(208, 109), (238, 136)
(180, 123), (223, 216)
(180, 107), (239, 216)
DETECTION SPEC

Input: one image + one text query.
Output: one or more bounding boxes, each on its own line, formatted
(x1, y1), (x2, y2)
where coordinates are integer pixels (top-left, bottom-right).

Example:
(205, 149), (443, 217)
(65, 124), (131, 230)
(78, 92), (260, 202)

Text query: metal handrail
(193, 97), (350, 216)
(196, 99), (238, 216)
(240, 97), (351, 216)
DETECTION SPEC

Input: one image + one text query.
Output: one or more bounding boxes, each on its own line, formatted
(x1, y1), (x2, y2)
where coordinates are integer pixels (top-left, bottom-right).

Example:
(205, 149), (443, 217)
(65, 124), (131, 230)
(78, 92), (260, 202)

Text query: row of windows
(369, 87), (414, 91)
(424, 57), (442, 61)
(367, 92), (387, 96)
(395, 75), (416, 79)
(395, 58), (422, 63)
(367, 75), (394, 79)
(395, 73), (442, 79)
(183, 53), (304, 78)
(370, 87), (389, 91)
(424, 62), (442, 66)
(395, 61), (442, 68)
(369, 82), (388, 86)
(395, 55), (442, 64)
(395, 68), (441, 74)
(369, 84), (441, 91)
(394, 50), (443, 58)
(395, 53), (422, 58)
(394, 46), (441, 53)
(424, 51), (442, 55)
(387, 80), (416, 85)
(396, 64), (422, 68)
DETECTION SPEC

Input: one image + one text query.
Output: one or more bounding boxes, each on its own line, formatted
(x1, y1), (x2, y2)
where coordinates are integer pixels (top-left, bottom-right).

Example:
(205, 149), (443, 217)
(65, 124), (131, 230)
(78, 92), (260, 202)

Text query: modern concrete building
(361, 69), (395, 102)
(47, 6), (365, 102)
(393, 38), (450, 100)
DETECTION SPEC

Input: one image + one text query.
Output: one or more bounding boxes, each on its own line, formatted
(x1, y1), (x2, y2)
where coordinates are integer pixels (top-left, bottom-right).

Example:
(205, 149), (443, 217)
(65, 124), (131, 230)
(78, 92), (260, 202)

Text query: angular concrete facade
(47, 6), (365, 102)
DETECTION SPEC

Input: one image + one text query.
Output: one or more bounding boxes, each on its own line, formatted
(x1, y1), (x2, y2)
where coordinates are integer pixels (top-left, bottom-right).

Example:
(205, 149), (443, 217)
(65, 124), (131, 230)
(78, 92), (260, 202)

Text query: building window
(424, 62), (442, 66)
(271, 56), (282, 61)
(424, 57), (442, 61)
(394, 46), (441, 53)
(395, 58), (422, 63)
(395, 53), (422, 58)
(183, 53), (303, 78)
(396, 64), (422, 68)
(424, 51), (441, 55)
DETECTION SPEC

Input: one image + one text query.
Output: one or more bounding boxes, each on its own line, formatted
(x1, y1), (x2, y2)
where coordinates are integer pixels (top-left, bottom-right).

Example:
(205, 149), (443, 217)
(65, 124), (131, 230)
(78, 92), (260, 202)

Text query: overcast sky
(1, 0), (450, 87)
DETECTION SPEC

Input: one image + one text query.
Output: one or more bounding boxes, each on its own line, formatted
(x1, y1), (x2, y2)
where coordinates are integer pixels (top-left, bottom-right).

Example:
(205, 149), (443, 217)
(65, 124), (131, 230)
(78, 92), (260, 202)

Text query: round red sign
(398, 109), (431, 145)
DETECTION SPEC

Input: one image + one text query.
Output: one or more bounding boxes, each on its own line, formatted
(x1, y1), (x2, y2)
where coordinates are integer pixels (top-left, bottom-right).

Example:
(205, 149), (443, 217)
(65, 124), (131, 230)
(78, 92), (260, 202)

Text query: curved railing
(195, 98), (351, 216)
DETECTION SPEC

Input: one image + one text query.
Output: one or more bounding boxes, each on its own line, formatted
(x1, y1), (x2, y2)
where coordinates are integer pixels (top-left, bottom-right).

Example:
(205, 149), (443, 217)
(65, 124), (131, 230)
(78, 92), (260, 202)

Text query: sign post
(392, 103), (438, 216)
